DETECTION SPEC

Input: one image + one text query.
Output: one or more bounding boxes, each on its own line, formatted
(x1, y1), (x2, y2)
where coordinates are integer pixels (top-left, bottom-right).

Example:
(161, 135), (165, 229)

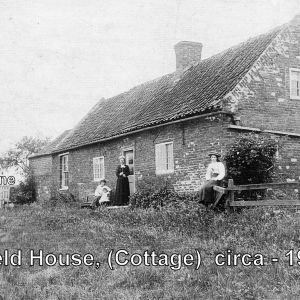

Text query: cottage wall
(221, 16), (300, 183)
(30, 156), (53, 202)
(31, 118), (300, 202)
(48, 115), (237, 201)
(223, 17), (300, 132)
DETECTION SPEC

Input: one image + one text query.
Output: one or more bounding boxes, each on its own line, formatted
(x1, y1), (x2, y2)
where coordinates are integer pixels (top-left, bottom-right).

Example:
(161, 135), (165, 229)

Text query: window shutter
(290, 70), (300, 98)
(156, 143), (174, 174)
(100, 157), (105, 178)
(59, 156), (63, 187)
(93, 158), (99, 181)
(65, 155), (68, 171)
(291, 80), (297, 97)
(167, 143), (174, 171)
(93, 157), (104, 180)
(155, 144), (165, 174)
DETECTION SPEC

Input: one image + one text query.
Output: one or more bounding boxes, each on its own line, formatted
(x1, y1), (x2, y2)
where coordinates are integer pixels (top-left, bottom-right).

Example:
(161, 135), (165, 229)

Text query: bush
(223, 133), (278, 201)
(11, 173), (36, 204)
(224, 133), (278, 185)
(130, 177), (199, 209)
(44, 190), (77, 209)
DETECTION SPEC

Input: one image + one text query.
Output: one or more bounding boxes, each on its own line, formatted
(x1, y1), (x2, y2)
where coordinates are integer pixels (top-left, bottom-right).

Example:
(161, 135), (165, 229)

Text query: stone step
(80, 202), (129, 209)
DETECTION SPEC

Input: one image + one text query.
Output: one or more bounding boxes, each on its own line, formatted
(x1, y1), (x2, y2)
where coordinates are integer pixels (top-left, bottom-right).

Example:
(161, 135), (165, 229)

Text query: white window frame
(155, 142), (174, 175)
(93, 156), (105, 181)
(59, 153), (69, 190)
(123, 147), (135, 175)
(290, 68), (300, 100)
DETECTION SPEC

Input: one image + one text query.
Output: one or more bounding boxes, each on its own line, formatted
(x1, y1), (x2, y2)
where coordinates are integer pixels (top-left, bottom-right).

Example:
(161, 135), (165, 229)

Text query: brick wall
(219, 16), (300, 186)
(274, 135), (300, 182)
(223, 16), (300, 132)
(32, 116), (300, 202)
(49, 114), (237, 200)
(30, 156), (53, 202)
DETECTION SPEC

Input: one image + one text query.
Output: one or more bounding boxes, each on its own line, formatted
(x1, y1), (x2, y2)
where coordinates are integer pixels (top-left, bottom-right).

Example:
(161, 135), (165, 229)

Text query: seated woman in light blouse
(199, 151), (226, 205)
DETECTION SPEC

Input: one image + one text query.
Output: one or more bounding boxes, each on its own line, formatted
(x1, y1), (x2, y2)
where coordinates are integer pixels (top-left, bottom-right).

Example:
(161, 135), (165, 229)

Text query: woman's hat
(119, 155), (125, 160)
(208, 151), (221, 158)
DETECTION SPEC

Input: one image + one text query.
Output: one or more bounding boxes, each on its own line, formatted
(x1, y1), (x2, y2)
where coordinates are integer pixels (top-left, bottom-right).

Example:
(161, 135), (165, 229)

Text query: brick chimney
(174, 41), (203, 71)
(291, 13), (300, 25)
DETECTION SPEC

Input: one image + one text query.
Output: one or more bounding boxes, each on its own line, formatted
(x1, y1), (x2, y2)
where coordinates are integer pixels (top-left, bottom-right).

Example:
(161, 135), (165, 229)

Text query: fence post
(226, 179), (235, 209)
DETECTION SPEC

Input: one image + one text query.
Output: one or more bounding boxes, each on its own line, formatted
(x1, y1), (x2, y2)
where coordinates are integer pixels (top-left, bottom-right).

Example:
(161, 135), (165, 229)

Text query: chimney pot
(174, 41), (203, 71)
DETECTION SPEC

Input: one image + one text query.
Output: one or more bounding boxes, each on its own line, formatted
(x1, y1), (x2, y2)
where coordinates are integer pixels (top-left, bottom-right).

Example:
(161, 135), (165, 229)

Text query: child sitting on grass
(92, 179), (111, 208)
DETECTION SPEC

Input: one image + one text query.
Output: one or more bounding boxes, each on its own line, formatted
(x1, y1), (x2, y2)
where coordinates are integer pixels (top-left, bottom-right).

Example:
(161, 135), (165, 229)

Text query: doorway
(123, 148), (135, 195)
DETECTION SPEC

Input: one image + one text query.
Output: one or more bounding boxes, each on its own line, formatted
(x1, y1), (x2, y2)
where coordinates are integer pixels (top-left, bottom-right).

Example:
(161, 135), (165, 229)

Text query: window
(290, 68), (300, 100)
(124, 149), (134, 175)
(155, 142), (174, 175)
(59, 154), (69, 189)
(93, 157), (105, 181)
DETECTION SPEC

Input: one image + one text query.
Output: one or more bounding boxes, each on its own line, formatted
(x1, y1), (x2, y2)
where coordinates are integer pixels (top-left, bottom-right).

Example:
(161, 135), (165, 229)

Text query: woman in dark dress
(114, 156), (130, 205)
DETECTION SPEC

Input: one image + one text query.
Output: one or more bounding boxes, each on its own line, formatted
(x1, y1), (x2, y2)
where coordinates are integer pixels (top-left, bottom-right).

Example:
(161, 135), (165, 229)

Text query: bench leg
(211, 192), (224, 208)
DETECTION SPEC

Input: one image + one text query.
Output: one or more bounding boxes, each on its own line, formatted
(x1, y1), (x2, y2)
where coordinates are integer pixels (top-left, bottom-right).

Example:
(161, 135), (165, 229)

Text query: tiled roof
(44, 25), (285, 154)
(30, 130), (71, 158)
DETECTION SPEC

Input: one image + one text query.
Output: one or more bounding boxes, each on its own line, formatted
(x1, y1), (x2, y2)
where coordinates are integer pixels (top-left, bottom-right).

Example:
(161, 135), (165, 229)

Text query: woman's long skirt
(198, 180), (220, 205)
(114, 177), (130, 205)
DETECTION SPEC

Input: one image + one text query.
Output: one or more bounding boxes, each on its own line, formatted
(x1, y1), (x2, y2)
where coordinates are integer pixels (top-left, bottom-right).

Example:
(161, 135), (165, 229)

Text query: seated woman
(199, 151), (226, 205)
(92, 179), (111, 208)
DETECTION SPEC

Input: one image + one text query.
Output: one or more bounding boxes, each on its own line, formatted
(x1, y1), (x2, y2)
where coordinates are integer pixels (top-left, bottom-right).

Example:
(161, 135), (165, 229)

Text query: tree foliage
(0, 136), (50, 175)
(10, 171), (36, 204)
(224, 133), (278, 185)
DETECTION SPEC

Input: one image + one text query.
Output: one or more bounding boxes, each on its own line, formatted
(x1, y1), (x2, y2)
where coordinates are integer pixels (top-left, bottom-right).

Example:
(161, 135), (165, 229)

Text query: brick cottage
(29, 15), (300, 203)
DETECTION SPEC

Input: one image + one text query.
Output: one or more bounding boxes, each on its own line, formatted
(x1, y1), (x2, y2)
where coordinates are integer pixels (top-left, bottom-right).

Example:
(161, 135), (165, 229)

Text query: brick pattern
(30, 156), (52, 202)
(45, 116), (237, 199)
(275, 136), (300, 182)
(221, 16), (300, 183)
(223, 17), (300, 133)
(174, 41), (202, 71)
(31, 118), (300, 201)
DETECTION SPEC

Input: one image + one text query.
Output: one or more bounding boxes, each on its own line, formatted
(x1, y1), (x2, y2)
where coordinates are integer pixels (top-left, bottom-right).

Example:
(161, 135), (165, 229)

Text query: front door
(123, 149), (135, 195)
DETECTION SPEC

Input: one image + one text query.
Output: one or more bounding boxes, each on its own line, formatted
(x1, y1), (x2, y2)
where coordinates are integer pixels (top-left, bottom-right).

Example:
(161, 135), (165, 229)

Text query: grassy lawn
(1, 202), (300, 299)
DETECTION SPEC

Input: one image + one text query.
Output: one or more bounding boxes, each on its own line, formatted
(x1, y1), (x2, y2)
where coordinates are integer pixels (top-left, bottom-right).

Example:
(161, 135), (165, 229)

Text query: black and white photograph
(1, 0), (300, 299)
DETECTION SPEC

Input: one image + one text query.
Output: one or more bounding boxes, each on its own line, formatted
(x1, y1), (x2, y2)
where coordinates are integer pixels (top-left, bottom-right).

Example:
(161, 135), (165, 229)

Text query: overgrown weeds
(1, 201), (300, 299)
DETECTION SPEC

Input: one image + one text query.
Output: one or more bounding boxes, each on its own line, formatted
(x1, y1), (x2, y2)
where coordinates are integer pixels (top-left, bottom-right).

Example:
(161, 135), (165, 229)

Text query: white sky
(0, 0), (299, 153)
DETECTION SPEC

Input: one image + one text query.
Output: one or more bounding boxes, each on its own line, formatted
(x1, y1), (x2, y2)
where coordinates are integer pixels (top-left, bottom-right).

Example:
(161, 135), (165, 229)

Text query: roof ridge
(216, 23), (288, 110)
(195, 23), (287, 68)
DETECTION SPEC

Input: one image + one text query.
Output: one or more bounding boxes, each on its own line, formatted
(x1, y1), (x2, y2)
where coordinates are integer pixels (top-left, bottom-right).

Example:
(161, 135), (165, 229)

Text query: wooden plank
(81, 203), (93, 209)
(212, 192), (224, 208)
(230, 200), (300, 207)
(211, 186), (227, 208)
(227, 124), (262, 132)
(213, 186), (227, 193)
(228, 186), (268, 191)
(228, 179), (234, 188)
(227, 181), (300, 191)
(106, 205), (129, 209)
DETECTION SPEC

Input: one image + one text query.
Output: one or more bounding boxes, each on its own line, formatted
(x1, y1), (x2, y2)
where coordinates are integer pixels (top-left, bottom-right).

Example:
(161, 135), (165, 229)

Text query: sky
(0, 0), (300, 153)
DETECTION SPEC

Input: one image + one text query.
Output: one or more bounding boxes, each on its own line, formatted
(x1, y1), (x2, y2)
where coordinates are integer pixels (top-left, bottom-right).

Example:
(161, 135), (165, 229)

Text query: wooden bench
(211, 185), (228, 208)
(212, 179), (300, 208)
(80, 194), (110, 209)
(80, 193), (131, 209)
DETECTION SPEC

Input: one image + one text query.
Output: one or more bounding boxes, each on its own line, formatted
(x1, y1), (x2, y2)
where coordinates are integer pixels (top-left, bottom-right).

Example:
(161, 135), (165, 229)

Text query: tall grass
(0, 202), (300, 299)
